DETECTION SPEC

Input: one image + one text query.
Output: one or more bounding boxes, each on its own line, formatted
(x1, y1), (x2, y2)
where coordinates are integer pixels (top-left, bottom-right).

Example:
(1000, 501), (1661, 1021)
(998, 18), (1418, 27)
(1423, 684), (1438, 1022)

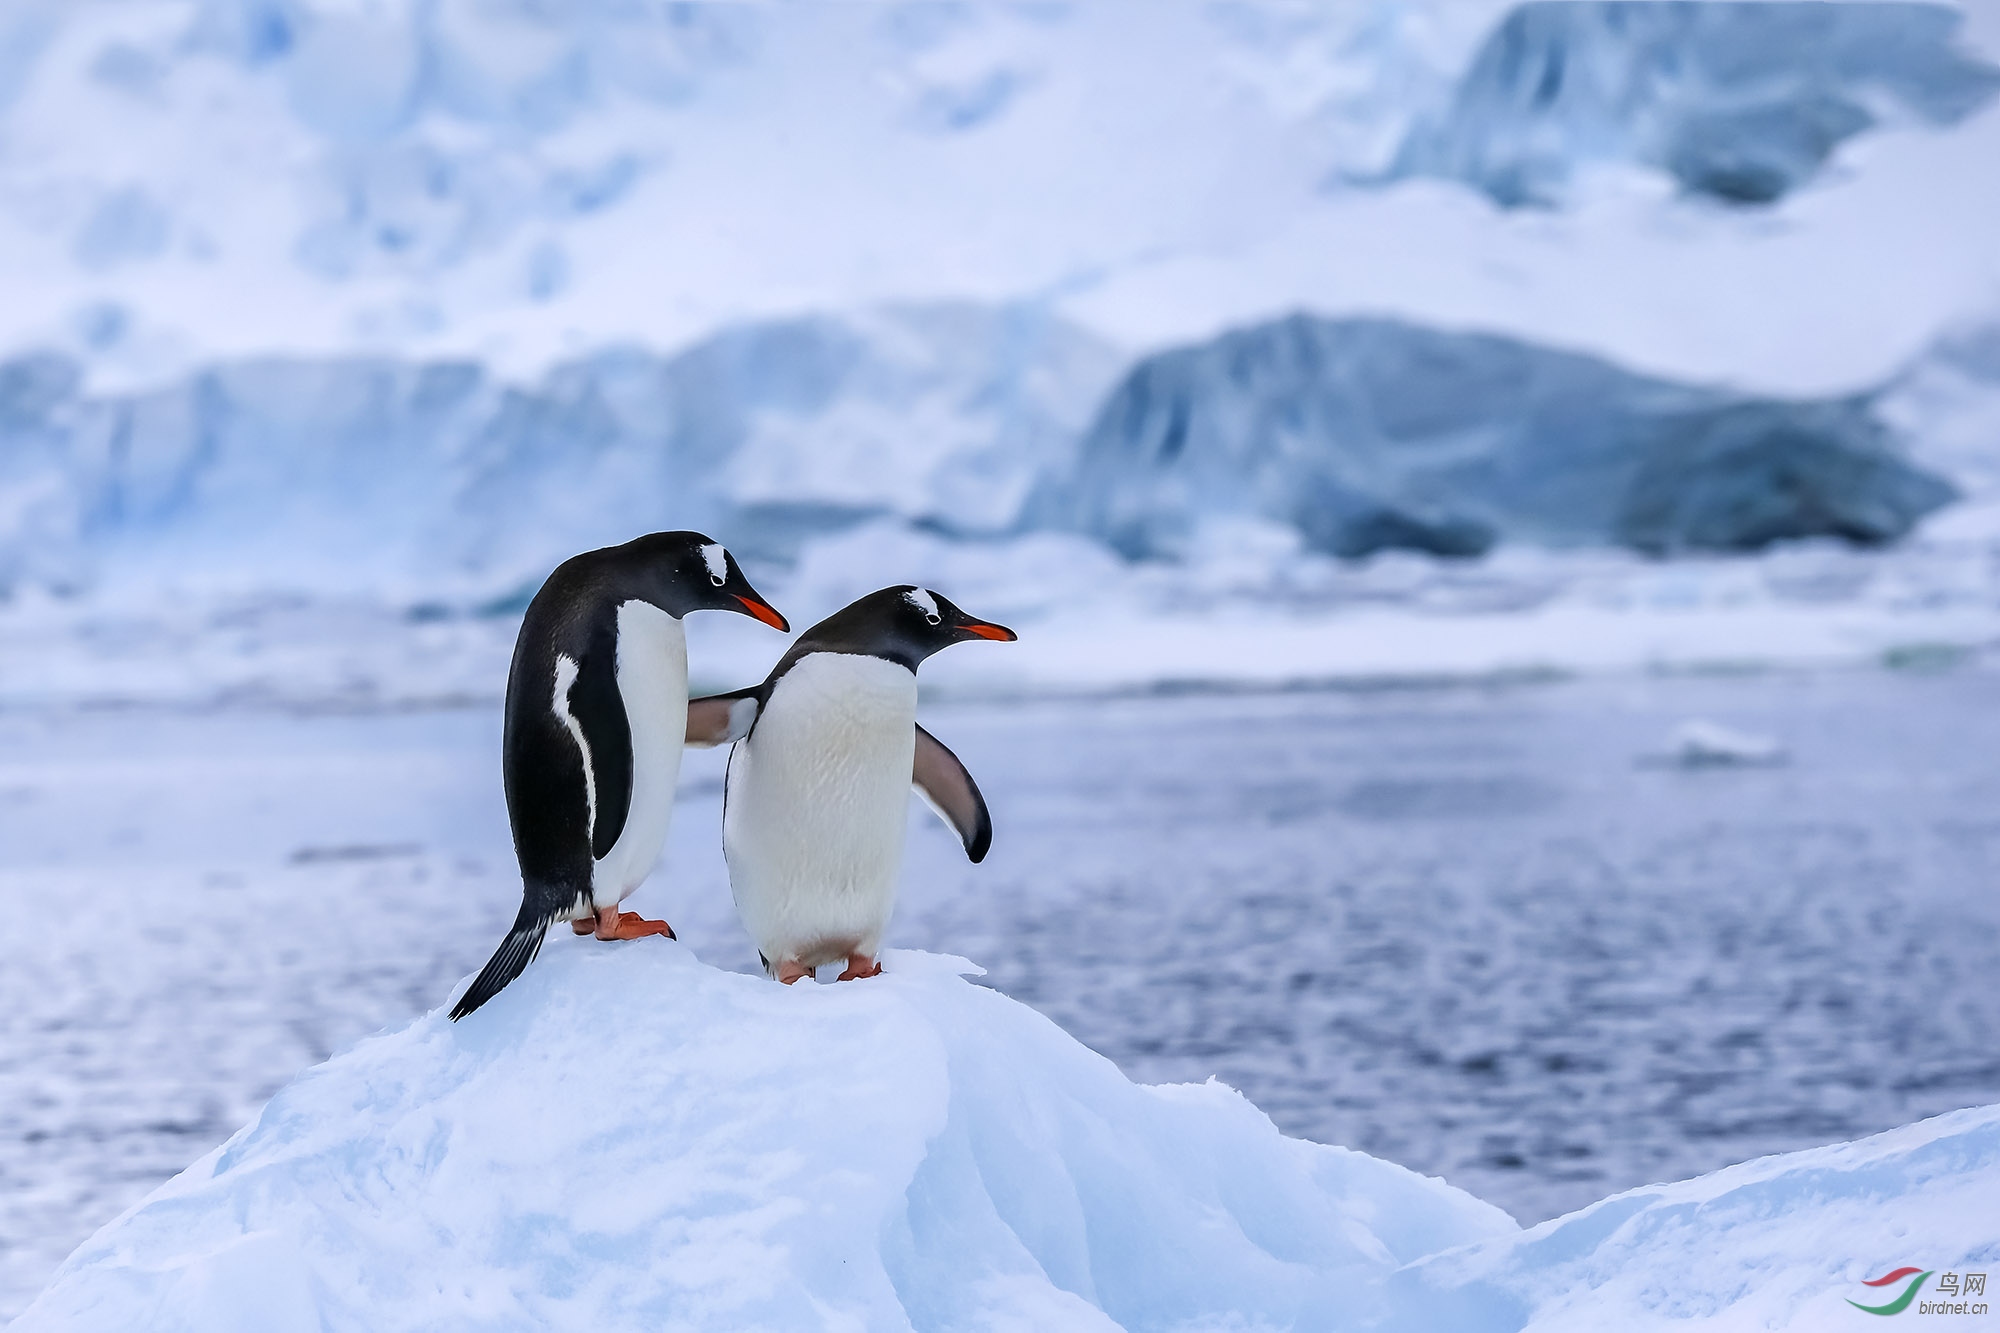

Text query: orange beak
(734, 595), (790, 632)
(962, 621), (1017, 642)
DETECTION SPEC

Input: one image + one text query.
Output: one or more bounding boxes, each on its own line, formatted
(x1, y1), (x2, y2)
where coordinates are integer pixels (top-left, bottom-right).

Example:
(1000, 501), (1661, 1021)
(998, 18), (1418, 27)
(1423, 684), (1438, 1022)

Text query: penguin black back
(451, 532), (787, 1021)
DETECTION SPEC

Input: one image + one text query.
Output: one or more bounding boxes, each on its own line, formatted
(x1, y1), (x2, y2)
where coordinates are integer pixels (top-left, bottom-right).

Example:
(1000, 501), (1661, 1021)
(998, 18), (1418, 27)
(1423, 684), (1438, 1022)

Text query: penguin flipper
(912, 723), (993, 863)
(564, 628), (634, 860)
(686, 689), (761, 747)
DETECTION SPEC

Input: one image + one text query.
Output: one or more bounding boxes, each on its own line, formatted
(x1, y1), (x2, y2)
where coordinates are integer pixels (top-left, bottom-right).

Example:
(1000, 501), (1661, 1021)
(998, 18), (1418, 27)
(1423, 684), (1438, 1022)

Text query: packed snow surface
(13, 940), (1999, 1331)
(9, 945), (1513, 1332)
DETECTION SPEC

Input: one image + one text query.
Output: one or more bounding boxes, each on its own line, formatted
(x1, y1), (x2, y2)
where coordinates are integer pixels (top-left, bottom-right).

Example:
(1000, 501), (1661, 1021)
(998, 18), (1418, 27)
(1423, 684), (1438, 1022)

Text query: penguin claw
(774, 960), (815, 985)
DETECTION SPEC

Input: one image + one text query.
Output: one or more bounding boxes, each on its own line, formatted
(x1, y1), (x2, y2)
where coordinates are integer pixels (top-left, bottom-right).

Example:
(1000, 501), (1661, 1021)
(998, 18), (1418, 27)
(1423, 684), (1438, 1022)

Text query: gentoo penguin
(685, 586), (1015, 984)
(450, 532), (789, 1020)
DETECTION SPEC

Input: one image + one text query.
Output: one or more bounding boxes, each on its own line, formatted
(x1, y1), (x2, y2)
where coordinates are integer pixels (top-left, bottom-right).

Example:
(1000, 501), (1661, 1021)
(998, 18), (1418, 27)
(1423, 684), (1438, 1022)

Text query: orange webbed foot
(836, 956), (882, 982)
(594, 910), (676, 941)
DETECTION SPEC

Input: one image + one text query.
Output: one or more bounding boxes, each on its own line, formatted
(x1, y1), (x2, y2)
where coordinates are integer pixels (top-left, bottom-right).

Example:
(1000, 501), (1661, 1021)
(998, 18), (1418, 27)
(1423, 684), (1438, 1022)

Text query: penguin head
(801, 585), (1015, 671)
(617, 531), (790, 630)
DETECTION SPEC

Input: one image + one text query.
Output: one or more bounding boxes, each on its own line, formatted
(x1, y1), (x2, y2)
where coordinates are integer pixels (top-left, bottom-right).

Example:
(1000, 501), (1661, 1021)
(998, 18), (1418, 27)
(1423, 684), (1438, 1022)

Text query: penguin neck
(780, 641), (924, 684)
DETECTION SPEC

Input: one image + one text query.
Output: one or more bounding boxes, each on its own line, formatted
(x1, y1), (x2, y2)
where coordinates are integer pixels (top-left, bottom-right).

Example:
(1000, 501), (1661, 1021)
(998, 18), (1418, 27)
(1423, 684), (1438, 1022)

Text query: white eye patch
(905, 588), (940, 620)
(701, 543), (729, 585)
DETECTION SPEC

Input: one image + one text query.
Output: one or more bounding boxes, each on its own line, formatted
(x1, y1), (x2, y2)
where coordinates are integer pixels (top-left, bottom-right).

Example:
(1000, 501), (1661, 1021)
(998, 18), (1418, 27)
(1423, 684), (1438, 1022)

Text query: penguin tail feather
(449, 904), (555, 1021)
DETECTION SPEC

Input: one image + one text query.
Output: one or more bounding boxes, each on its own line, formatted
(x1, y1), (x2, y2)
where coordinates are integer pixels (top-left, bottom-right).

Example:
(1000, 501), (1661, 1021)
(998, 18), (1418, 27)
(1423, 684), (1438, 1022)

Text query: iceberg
(1390, 1), (2000, 206)
(1027, 314), (1957, 562)
(13, 941), (1998, 1331)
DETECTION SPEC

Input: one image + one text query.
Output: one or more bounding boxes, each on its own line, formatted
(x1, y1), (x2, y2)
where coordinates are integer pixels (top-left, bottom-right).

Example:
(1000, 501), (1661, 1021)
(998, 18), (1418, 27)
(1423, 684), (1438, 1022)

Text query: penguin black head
(792, 585), (1016, 673)
(586, 531), (790, 629)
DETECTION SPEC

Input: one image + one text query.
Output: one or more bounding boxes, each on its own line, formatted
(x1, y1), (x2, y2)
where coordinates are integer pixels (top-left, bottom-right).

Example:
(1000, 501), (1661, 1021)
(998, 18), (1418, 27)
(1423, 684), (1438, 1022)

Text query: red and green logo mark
(1850, 1267), (1989, 1316)
(1849, 1268), (1931, 1316)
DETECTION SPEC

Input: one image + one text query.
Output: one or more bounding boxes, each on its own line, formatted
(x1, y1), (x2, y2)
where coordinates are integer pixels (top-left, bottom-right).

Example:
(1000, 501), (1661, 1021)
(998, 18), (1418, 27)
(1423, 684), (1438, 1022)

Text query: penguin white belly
(592, 600), (688, 909)
(723, 653), (917, 971)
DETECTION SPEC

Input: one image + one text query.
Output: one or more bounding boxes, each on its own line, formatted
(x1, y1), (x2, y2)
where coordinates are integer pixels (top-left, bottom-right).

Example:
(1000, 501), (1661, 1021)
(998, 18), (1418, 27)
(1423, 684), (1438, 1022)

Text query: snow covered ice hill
(11, 942), (1998, 1332)
(8, 945), (1514, 1332)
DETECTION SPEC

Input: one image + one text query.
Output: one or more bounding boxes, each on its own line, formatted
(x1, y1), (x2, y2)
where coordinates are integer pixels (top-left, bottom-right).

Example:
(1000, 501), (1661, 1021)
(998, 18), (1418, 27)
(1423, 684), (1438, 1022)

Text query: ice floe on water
(11, 943), (1997, 1331)
(1647, 719), (1787, 769)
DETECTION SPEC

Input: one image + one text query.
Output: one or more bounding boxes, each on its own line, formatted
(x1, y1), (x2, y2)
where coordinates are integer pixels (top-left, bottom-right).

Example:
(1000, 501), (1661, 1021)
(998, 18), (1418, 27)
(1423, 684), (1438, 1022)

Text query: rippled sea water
(2, 667), (1997, 1315)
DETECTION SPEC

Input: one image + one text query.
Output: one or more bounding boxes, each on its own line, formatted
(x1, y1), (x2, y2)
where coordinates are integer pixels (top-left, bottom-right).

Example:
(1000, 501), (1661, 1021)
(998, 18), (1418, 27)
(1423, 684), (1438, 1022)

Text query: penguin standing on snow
(451, 532), (789, 1020)
(686, 586), (1015, 984)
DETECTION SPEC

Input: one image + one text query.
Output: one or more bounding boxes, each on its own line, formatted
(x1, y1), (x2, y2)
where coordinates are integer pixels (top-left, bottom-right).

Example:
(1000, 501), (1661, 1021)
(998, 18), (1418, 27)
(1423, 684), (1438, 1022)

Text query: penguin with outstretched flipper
(686, 586), (1014, 985)
(451, 532), (789, 1020)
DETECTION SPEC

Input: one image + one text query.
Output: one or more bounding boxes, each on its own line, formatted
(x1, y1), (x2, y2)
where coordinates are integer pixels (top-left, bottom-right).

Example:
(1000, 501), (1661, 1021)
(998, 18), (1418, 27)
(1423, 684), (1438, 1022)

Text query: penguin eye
(709, 572), (726, 587)
(925, 612), (941, 625)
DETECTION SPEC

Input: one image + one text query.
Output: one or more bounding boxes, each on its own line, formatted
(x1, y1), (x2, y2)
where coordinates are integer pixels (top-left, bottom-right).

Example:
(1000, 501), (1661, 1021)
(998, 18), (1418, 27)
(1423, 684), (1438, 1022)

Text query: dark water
(2, 667), (1998, 1314)
(891, 670), (2000, 1225)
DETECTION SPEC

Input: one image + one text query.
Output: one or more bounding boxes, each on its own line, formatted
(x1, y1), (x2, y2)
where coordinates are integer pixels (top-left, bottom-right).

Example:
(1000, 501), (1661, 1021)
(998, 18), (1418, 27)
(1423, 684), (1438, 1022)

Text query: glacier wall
(1, 304), (1967, 606)
(0, 305), (1120, 601)
(1391, 1), (2000, 206)
(1026, 314), (1957, 562)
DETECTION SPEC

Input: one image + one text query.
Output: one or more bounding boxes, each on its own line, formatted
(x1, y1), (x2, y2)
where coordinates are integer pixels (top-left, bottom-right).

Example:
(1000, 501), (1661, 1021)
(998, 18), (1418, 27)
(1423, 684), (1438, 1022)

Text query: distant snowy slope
(9, 946), (1513, 1332)
(0, 0), (1496, 383)
(1390, 1), (2000, 206)
(4, 1), (1995, 399)
(1027, 314), (1956, 561)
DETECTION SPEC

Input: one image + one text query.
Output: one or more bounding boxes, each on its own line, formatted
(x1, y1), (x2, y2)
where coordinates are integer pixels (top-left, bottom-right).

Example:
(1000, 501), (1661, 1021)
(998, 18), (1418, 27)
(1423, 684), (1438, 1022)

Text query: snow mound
(1027, 314), (1956, 561)
(1373, 1102), (2000, 1331)
(9, 943), (1511, 1332)
(1391, 1), (2000, 206)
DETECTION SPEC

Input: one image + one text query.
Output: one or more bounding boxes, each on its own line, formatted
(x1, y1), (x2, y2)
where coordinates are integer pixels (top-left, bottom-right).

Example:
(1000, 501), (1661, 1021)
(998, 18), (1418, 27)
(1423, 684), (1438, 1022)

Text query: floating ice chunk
(1658, 719), (1788, 768)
